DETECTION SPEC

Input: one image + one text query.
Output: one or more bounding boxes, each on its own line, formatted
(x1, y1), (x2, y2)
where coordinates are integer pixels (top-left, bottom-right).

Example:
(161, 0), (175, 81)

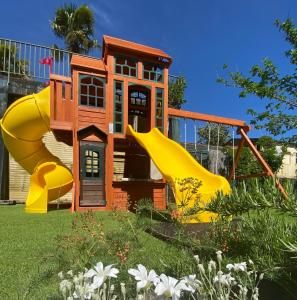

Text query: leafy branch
(217, 18), (297, 144)
(203, 179), (297, 218)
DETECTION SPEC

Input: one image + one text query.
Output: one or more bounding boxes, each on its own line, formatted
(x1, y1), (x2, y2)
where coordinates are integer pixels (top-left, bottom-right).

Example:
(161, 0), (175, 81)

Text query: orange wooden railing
(50, 74), (73, 130)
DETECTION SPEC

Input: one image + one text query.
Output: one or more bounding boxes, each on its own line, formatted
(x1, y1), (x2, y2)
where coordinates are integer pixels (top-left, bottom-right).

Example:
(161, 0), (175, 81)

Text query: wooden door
(79, 142), (106, 207)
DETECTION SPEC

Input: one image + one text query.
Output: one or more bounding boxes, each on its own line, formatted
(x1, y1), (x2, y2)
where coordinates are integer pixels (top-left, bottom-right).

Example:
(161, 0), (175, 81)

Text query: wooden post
(239, 128), (287, 197)
(163, 67), (169, 136)
(150, 86), (156, 130)
(227, 136), (245, 182)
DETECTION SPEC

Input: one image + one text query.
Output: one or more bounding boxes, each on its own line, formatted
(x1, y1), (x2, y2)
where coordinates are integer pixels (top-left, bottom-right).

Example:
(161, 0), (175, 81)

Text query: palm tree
(51, 4), (99, 54)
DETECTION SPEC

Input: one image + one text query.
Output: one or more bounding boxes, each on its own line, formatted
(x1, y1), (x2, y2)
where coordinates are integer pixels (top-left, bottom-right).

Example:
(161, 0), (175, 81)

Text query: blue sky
(0, 0), (296, 138)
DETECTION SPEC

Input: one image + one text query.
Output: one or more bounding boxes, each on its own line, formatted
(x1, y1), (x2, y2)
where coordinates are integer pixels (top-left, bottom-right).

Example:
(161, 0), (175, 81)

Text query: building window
(143, 63), (163, 82)
(114, 81), (124, 133)
(115, 56), (137, 77)
(79, 75), (105, 108)
(155, 88), (164, 132)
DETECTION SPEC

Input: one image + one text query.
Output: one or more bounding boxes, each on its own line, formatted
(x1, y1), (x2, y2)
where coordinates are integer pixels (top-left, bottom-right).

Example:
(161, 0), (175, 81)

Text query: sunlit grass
(0, 205), (192, 299)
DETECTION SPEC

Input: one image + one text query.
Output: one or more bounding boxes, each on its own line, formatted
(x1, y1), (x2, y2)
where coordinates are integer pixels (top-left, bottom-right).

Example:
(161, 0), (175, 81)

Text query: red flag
(40, 56), (53, 73)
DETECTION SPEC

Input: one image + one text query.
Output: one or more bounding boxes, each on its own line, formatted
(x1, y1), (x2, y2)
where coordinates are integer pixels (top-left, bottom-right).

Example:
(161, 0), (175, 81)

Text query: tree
(168, 76), (187, 109)
(235, 136), (285, 176)
(0, 44), (27, 76)
(217, 19), (297, 145)
(197, 123), (231, 146)
(51, 4), (99, 54)
(168, 76), (187, 141)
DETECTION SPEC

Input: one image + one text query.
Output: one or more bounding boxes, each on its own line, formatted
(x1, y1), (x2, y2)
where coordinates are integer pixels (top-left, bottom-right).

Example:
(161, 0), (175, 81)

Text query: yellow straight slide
(127, 125), (231, 223)
(0, 87), (73, 213)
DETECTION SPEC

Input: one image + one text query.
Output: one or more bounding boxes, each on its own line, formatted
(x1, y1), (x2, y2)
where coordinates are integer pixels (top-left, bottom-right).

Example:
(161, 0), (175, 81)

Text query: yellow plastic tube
(0, 87), (73, 213)
(126, 125), (231, 223)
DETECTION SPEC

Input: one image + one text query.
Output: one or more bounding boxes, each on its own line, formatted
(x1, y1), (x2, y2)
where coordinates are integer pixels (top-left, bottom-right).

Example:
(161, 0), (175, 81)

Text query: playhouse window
(81, 144), (105, 180)
(84, 149), (100, 178)
(114, 81), (124, 133)
(79, 75), (105, 108)
(130, 91), (148, 107)
(155, 88), (164, 132)
(115, 56), (137, 77)
(143, 63), (163, 82)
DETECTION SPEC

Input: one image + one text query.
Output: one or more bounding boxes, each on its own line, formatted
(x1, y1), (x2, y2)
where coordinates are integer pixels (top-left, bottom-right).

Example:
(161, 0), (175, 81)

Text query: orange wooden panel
(150, 86), (156, 129)
(163, 68), (169, 136)
(50, 120), (72, 130)
(55, 80), (64, 121)
(71, 55), (107, 72)
(50, 74), (71, 83)
(113, 74), (165, 88)
(123, 79), (129, 135)
(83, 135), (104, 142)
(65, 82), (72, 121)
(50, 80), (55, 125)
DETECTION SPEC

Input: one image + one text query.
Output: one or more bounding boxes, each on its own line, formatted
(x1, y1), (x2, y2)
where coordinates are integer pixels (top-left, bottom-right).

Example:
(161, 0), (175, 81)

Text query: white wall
(9, 132), (73, 202)
(277, 146), (297, 179)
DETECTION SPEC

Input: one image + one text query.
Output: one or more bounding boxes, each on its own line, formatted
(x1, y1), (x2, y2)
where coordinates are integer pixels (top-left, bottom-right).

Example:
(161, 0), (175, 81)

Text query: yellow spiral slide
(0, 87), (73, 213)
(127, 125), (231, 223)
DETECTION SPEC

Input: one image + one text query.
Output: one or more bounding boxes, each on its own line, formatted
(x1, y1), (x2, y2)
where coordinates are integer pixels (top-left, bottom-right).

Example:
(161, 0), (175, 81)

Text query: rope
(232, 129), (236, 180)
(207, 123), (211, 152)
(215, 125), (220, 174)
(194, 120), (197, 152)
(184, 119), (187, 149)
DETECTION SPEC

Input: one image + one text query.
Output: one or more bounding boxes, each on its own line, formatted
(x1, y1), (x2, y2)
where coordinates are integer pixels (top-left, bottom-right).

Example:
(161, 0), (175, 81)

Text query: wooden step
(0, 200), (16, 205)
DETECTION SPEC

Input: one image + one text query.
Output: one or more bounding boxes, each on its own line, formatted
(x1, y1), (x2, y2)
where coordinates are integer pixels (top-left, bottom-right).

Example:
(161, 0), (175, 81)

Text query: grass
(0, 205), (75, 299)
(0, 205), (193, 299)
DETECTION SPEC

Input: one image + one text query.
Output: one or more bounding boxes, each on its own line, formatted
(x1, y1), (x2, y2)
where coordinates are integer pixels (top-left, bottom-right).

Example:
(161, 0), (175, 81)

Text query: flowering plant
(58, 252), (263, 300)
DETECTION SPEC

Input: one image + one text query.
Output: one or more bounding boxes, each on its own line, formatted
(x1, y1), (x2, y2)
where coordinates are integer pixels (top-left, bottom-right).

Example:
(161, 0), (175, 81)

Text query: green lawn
(0, 205), (75, 299)
(0, 205), (193, 299)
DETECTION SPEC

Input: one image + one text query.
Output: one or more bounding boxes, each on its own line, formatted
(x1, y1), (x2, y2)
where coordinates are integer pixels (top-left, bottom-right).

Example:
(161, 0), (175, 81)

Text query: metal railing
(0, 38), (73, 81)
(0, 37), (179, 84)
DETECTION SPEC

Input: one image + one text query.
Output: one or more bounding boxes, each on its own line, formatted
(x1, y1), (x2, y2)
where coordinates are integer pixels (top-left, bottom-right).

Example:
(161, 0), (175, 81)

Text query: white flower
(213, 271), (235, 287)
(154, 274), (191, 299)
(252, 287), (259, 300)
(208, 260), (216, 272)
(128, 264), (159, 291)
(183, 274), (202, 292)
(67, 270), (74, 277)
(73, 283), (94, 299)
(60, 279), (72, 294)
(73, 272), (85, 287)
(216, 251), (223, 263)
(84, 262), (119, 289)
(58, 271), (64, 280)
(121, 282), (126, 295)
(198, 264), (205, 274)
(193, 255), (200, 263)
(226, 262), (247, 272)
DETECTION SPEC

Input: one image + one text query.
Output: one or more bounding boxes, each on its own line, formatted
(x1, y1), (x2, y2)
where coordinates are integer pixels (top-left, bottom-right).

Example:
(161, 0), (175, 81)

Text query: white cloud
(89, 3), (113, 29)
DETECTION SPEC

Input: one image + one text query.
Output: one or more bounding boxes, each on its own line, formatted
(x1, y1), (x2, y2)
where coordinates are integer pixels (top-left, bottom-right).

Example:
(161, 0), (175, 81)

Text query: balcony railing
(0, 38), (73, 81)
(0, 38), (179, 83)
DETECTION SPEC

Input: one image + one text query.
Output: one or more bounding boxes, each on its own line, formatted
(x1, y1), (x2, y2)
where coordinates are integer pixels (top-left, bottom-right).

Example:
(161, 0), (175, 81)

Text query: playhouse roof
(71, 54), (106, 72)
(102, 35), (172, 65)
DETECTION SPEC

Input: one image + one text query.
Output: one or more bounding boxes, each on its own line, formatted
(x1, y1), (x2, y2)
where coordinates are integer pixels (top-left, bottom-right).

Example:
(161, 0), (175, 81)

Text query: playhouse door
(79, 142), (106, 207)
